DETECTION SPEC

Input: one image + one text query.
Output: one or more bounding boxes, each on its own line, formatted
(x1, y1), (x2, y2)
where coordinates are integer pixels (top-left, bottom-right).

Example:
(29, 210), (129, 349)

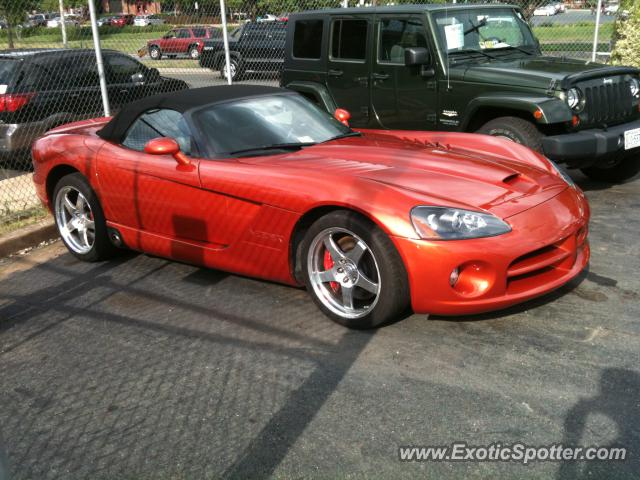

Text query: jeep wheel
(477, 116), (544, 152)
(581, 152), (640, 183)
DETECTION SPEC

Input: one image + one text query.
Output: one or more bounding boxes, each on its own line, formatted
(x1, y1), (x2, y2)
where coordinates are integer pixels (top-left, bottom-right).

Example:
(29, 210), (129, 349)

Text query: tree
(0, 0), (38, 48)
(611, 0), (640, 67)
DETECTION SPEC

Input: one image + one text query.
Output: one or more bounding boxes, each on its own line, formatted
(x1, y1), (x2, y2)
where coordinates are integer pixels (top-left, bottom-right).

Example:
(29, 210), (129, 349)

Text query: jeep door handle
(372, 72), (390, 80)
(328, 69), (344, 77)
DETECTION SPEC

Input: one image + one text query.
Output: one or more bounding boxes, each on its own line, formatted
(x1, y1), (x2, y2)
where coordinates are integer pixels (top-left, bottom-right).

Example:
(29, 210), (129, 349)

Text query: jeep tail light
(0, 93), (35, 113)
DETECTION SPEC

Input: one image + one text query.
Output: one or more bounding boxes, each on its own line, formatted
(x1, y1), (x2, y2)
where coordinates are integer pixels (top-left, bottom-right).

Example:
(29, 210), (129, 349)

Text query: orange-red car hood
(251, 138), (568, 218)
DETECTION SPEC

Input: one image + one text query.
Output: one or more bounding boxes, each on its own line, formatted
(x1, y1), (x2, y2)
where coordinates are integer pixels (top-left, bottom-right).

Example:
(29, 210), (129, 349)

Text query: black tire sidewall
(478, 116), (543, 152)
(53, 173), (115, 262)
(581, 152), (640, 183)
(301, 211), (410, 329)
(149, 46), (161, 59)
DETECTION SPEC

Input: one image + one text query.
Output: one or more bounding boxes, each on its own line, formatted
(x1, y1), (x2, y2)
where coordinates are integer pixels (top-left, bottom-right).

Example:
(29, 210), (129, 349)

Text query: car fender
(463, 94), (573, 129)
(282, 81), (337, 113)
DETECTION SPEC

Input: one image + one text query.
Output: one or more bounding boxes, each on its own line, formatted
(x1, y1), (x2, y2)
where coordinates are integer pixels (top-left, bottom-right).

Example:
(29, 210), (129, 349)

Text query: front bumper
(394, 186), (590, 316)
(542, 118), (640, 166)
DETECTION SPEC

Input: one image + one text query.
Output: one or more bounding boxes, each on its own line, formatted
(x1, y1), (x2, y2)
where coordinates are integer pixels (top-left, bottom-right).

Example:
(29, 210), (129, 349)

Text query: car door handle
(328, 69), (344, 77)
(353, 76), (369, 85)
(372, 72), (390, 81)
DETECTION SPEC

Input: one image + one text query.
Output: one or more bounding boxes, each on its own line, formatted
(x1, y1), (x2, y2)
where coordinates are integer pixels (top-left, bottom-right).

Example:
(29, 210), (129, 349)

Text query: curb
(0, 219), (57, 258)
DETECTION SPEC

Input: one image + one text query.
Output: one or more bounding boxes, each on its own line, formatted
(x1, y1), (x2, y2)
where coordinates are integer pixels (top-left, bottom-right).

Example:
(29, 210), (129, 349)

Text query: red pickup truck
(147, 27), (221, 60)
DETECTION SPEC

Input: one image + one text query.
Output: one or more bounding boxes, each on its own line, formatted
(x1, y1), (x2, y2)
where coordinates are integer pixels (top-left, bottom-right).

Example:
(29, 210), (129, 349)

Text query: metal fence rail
(0, 0), (624, 233)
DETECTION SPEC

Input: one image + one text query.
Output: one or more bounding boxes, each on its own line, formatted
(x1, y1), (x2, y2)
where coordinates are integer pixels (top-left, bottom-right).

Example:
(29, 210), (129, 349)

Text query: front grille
(582, 79), (634, 126)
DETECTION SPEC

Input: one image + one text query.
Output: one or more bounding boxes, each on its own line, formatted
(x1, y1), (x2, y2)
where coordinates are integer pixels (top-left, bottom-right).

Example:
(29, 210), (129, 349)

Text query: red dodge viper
(32, 86), (590, 328)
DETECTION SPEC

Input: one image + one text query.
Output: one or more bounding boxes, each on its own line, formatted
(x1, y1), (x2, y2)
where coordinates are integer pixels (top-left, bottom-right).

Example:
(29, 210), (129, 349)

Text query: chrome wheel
(307, 227), (381, 319)
(221, 59), (237, 80)
(189, 47), (200, 59)
(55, 186), (95, 255)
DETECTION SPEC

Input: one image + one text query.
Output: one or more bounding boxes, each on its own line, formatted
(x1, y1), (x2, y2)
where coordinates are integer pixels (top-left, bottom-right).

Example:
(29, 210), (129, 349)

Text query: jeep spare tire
(477, 116), (543, 153)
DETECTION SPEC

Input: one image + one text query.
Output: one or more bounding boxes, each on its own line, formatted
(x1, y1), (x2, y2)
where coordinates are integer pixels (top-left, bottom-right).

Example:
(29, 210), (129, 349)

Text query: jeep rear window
(293, 19), (323, 59)
(331, 19), (367, 61)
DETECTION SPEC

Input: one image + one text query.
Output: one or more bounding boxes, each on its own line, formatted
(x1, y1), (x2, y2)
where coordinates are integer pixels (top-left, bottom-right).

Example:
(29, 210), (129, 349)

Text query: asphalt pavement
(0, 170), (639, 479)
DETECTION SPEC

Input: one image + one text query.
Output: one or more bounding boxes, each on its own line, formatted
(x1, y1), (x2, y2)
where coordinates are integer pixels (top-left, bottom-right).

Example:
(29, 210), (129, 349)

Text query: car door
(96, 108), (210, 245)
(240, 25), (271, 73)
(174, 28), (192, 54)
(371, 15), (438, 129)
(326, 17), (372, 127)
(161, 30), (179, 53)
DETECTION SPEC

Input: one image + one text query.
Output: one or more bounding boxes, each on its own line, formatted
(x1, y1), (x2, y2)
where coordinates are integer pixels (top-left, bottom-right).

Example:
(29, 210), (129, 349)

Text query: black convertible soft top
(97, 85), (289, 143)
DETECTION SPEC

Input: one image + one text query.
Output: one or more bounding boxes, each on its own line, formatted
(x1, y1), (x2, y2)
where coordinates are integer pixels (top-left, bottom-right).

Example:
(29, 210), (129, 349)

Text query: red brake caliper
(323, 249), (340, 293)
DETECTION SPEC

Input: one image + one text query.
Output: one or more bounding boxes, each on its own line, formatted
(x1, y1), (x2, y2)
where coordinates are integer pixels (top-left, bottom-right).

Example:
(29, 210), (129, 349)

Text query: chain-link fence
(0, 0), (628, 233)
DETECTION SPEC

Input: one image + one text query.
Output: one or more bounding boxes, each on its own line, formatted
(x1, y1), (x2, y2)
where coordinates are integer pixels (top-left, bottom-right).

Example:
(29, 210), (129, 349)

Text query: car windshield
(193, 94), (352, 156)
(432, 8), (536, 57)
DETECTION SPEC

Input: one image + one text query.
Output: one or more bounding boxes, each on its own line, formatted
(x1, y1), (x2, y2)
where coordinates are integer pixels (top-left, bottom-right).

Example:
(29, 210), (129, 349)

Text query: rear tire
(53, 173), (116, 262)
(301, 211), (410, 329)
(581, 152), (640, 183)
(188, 45), (200, 59)
(477, 116), (544, 152)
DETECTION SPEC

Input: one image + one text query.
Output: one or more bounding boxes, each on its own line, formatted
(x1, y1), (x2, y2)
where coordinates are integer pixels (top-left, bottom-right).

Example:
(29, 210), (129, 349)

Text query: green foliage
(611, 1), (640, 67)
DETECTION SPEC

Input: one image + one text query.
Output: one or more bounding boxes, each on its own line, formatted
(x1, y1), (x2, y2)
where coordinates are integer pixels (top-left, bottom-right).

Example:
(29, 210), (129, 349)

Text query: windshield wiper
(321, 131), (362, 143)
(229, 142), (315, 156)
(449, 48), (497, 60)
(492, 45), (535, 56)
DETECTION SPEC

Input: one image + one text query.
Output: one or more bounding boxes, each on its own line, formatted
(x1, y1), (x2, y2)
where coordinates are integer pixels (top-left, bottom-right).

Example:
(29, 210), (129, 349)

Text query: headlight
(630, 78), (639, 98)
(547, 159), (575, 187)
(411, 206), (511, 240)
(566, 88), (581, 110)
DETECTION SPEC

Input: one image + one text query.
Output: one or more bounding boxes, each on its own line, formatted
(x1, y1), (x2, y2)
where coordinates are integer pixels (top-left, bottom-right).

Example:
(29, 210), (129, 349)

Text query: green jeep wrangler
(280, 4), (640, 182)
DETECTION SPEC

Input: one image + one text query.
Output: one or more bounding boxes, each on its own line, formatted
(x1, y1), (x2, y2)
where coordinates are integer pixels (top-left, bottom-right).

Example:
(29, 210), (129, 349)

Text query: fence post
(58, 0), (68, 48)
(592, 0), (603, 62)
(219, 0), (233, 84)
(88, 0), (111, 116)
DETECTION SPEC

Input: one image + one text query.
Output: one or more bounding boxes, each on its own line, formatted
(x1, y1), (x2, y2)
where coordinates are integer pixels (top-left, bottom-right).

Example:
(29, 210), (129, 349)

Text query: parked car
(97, 16), (115, 27)
(281, 5), (640, 183)
(147, 27), (222, 60)
(27, 14), (49, 28)
(107, 14), (135, 27)
(604, 2), (620, 15)
(200, 21), (286, 80)
(257, 14), (279, 22)
(0, 49), (188, 165)
(46, 15), (80, 28)
(133, 14), (165, 27)
(533, 4), (556, 15)
(32, 85), (590, 328)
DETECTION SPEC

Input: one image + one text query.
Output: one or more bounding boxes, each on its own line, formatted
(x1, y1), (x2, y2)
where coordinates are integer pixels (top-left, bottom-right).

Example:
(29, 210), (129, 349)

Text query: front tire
(149, 45), (162, 60)
(53, 173), (115, 262)
(581, 152), (640, 183)
(302, 211), (409, 329)
(220, 57), (242, 81)
(477, 116), (543, 152)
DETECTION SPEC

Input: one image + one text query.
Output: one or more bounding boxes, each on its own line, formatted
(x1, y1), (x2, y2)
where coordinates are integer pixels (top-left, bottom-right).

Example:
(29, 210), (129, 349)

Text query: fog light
(449, 267), (460, 287)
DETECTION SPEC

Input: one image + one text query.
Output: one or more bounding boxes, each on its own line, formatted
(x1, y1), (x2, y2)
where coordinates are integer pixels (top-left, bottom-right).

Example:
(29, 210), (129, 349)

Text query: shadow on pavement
(557, 368), (639, 480)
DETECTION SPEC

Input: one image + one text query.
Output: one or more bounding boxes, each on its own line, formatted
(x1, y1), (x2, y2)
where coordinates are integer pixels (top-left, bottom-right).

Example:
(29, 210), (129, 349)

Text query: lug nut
(337, 267), (344, 273)
(342, 277), (349, 283)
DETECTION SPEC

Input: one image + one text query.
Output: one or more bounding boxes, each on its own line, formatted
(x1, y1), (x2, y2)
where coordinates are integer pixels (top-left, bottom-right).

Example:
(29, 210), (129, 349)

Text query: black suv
(0, 49), (188, 165)
(281, 5), (640, 182)
(199, 21), (287, 81)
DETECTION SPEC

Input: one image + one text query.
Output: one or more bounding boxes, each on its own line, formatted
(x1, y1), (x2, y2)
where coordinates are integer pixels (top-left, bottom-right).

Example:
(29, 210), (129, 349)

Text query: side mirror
(334, 108), (351, 126)
(144, 137), (190, 166)
(130, 72), (145, 85)
(147, 67), (160, 81)
(404, 47), (430, 67)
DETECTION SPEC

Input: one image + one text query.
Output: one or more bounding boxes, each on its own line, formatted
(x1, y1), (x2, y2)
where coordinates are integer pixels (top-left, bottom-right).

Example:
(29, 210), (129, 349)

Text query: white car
(533, 5), (556, 16)
(133, 14), (165, 26)
(604, 3), (619, 14)
(256, 14), (278, 22)
(46, 15), (80, 28)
